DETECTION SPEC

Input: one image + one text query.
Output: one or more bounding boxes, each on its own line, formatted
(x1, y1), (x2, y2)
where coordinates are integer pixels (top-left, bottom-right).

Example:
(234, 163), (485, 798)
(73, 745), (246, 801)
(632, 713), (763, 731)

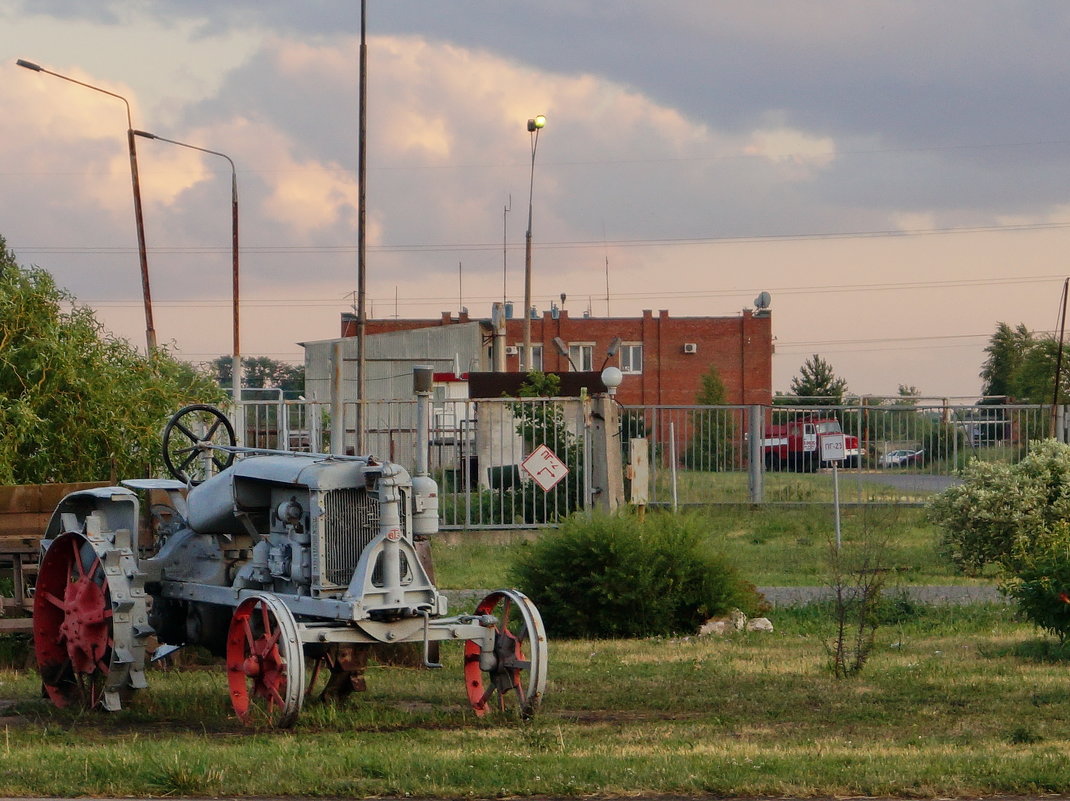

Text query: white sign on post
(819, 432), (846, 550)
(819, 432), (846, 463)
(521, 444), (569, 492)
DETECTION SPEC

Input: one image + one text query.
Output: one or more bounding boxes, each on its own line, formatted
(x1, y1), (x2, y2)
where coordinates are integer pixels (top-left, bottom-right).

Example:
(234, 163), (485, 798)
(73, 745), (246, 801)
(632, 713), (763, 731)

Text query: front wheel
(464, 590), (547, 718)
(226, 594), (305, 728)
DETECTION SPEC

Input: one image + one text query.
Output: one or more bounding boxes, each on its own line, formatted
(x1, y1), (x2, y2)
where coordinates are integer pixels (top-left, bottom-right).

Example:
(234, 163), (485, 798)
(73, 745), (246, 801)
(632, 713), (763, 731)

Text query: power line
(14, 218), (1070, 259)
(74, 272), (1066, 309)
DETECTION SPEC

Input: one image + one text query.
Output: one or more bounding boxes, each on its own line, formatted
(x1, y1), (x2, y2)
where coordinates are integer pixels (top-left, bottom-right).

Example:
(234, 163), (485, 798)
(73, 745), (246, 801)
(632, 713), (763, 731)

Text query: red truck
(762, 417), (861, 471)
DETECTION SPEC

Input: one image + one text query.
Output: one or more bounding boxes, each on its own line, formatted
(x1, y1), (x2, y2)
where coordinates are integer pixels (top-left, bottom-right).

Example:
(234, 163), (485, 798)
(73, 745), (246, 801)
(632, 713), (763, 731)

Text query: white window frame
(619, 342), (643, 374)
(568, 342), (595, 371)
(517, 343), (543, 371)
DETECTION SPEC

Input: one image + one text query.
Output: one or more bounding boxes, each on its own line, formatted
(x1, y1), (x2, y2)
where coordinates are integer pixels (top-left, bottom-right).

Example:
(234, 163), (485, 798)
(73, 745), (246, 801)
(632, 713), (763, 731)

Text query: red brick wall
(500, 309), (772, 406)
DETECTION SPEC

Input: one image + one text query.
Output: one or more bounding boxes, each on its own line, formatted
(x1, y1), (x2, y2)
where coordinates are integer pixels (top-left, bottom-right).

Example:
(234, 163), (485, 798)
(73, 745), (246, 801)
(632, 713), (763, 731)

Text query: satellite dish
(754, 291), (771, 310)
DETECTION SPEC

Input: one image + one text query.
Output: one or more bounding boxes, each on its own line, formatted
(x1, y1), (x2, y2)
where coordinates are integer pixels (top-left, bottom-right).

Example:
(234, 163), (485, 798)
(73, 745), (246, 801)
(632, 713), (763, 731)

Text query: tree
(0, 237), (224, 484)
(789, 354), (848, 404)
(980, 322), (1034, 399)
(211, 355), (305, 396)
(686, 364), (736, 470)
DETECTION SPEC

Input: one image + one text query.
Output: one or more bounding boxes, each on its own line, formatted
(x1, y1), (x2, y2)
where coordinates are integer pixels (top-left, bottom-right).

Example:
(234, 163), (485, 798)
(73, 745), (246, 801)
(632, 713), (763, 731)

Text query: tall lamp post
(17, 58), (157, 353)
(133, 130), (243, 444)
(522, 114), (546, 372)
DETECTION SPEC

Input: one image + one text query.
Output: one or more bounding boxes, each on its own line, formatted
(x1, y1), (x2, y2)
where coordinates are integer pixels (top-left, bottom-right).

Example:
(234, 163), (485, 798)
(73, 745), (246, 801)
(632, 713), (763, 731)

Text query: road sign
(819, 432), (846, 463)
(521, 444), (569, 492)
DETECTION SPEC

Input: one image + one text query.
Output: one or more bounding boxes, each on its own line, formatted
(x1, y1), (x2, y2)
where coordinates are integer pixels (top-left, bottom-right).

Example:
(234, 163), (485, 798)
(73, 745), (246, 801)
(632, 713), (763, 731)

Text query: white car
(879, 448), (924, 467)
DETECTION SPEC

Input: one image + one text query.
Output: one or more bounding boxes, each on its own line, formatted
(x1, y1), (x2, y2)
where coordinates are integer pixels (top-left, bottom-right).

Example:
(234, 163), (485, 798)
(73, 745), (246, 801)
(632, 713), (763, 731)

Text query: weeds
(826, 506), (896, 678)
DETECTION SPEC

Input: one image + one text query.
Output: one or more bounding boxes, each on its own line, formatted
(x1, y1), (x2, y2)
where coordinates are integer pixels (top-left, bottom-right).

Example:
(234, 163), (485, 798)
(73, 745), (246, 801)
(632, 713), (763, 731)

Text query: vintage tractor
(31, 392), (546, 727)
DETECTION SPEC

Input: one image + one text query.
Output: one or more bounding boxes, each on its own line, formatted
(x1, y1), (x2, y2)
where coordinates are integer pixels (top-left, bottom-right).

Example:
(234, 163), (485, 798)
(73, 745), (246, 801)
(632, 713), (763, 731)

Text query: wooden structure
(0, 482), (107, 632)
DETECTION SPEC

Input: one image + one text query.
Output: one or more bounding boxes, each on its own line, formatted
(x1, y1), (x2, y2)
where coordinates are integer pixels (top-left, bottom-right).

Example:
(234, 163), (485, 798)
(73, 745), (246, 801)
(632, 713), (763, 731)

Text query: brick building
(340, 307), (772, 406)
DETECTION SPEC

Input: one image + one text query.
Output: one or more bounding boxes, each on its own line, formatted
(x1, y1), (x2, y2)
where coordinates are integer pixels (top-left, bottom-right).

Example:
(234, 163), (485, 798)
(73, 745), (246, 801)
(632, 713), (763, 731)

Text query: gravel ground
(756, 583), (1008, 607)
(444, 584), (1009, 609)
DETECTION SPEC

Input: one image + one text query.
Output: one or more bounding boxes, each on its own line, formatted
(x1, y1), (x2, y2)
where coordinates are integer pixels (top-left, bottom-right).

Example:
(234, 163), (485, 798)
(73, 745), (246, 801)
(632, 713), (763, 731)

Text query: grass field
(1, 604), (1068, 797)
(431, 505), (992, 589)
(0, 504), (1054, 798)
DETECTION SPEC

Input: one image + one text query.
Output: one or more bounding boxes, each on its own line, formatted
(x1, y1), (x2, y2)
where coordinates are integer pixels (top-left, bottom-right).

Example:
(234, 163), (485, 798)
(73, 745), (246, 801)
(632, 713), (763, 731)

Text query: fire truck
(762, 416), (861, 471)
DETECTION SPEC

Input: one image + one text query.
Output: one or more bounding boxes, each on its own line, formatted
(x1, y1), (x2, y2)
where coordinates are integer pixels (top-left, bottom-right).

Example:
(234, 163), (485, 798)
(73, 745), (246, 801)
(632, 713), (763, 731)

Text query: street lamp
(522, 114), (546, 372)
(17, 58), (157, 353)
(134, 130), (243, 445)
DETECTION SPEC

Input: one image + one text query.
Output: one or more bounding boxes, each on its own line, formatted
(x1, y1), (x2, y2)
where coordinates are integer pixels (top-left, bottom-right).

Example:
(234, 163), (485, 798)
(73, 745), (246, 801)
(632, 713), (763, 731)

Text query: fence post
(748, 404), (764, 505)
(589, 394), (624, 513)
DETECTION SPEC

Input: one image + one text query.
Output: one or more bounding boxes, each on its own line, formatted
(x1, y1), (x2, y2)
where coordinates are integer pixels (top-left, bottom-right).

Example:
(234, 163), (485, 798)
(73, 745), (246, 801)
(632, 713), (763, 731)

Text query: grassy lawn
(1, 604), (1068, 797)
(1, 502), (1041, 797)
(431, 505), (991, 589)
(650, 469), (939, 504)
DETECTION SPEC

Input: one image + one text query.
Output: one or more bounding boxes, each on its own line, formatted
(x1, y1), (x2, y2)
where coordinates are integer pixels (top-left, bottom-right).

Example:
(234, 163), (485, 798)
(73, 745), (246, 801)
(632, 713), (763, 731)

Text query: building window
(568, 343), (595, 371)
(518, 343), (543, 371)
(620, 343), (643, 374)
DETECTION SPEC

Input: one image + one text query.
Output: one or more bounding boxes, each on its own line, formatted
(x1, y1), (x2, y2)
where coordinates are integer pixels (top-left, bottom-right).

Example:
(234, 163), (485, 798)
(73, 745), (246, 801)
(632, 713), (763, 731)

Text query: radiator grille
(322, 488), (379, 587)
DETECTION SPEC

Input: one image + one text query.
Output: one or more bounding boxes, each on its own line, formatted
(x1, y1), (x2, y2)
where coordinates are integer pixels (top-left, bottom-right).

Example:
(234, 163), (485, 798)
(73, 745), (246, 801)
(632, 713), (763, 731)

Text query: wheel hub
(58, 574), (109, 674)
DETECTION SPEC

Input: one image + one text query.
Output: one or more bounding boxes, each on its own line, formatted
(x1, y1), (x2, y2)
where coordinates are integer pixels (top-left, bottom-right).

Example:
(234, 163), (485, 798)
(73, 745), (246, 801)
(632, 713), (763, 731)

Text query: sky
(4, 1), (1070, 400)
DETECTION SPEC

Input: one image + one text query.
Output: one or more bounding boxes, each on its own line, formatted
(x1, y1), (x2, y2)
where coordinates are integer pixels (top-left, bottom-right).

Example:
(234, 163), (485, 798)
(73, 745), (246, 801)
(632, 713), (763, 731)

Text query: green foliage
(1001, 526), (1070, 642)
(928, 440), (1070, 574)
(685, 364), (737, 470)
(211, 355), (304, 396)
(980, 321), (1034, 399)
(929, 440), (1070, 639)
(0, 238), (224, 484)
(979, 321), (1070, 403)
(517, 370), (560, 398)
(508, 511), (760, 638)
(789, 354), (848, 404)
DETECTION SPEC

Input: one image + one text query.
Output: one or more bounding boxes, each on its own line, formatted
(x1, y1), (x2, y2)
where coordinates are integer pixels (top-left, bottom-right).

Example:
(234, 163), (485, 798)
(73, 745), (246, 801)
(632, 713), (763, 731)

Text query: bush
(508, 511), (762, 638)
(928, 439), (1070, 574)
(928, 439), (1070, 640)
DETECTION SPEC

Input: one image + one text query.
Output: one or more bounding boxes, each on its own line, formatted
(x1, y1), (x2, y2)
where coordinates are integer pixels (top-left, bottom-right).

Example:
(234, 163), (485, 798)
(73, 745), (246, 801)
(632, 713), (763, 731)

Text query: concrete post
(748, 404), (764, 504)
(589, 395), (625, 512)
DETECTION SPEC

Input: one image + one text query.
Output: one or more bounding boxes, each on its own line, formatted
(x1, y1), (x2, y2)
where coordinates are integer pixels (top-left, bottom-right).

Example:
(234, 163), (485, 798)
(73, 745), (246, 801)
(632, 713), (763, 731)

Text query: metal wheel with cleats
(33, 532), (147, 712)
(464, 589), (547, 718)
(226, 593), (305, 728)
(162, 404), (236, 485)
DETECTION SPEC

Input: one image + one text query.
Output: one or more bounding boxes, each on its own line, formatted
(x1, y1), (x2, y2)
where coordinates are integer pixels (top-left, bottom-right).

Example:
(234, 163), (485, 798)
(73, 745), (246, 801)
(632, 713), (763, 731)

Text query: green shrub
(1000, 522), (1070, 642)
(508, 511), (761, 638)
(928, 439), (1070, 574)
(928, 439), (1070, 640)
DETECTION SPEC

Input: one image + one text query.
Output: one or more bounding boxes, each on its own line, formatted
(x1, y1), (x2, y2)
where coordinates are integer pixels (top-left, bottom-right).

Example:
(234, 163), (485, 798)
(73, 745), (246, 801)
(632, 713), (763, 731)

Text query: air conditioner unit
(683, 343), (698, 354)
(504, 345), (519, 356)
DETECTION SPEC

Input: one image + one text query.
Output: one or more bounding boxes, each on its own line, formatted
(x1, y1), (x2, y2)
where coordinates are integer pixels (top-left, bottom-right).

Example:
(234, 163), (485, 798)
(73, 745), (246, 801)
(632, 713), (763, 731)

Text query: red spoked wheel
(226, 594), (305, 728)
(464, 589), (547, 718)
(33, 532), (119, 710)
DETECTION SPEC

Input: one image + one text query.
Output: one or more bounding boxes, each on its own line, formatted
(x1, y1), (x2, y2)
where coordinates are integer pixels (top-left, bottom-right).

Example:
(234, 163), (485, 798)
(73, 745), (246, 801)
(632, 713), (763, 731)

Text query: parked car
(879, 448), (924, 467)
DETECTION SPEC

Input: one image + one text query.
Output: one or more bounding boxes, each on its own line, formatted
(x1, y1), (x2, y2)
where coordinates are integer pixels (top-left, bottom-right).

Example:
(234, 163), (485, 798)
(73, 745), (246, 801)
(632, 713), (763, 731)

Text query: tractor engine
(146, 455), (428, 655)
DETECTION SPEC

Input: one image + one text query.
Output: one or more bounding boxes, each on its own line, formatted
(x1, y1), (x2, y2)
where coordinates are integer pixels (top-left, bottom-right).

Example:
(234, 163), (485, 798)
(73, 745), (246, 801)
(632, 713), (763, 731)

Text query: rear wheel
(33, 532), (146, 711)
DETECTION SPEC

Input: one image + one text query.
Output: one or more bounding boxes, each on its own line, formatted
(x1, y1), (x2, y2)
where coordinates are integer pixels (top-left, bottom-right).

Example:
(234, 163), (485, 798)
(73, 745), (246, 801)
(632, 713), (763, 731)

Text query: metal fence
(237, 398), (1060, 527)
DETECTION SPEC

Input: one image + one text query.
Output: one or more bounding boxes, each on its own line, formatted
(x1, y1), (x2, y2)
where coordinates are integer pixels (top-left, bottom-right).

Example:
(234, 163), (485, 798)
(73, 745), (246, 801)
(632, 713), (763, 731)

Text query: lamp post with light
(522, 114), (546, 372)
(133, 130), (243, 444)
(16, 58), (157, 353)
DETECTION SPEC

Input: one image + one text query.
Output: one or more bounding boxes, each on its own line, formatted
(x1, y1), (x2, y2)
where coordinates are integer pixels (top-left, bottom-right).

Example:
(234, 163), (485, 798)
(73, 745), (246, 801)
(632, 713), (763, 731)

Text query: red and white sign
(521, 444), (569, 492)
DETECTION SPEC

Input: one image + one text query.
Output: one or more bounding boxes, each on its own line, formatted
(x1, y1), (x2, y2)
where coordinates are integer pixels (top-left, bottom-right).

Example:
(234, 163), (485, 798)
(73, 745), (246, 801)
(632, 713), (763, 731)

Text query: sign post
(820, 432), (846, 550)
